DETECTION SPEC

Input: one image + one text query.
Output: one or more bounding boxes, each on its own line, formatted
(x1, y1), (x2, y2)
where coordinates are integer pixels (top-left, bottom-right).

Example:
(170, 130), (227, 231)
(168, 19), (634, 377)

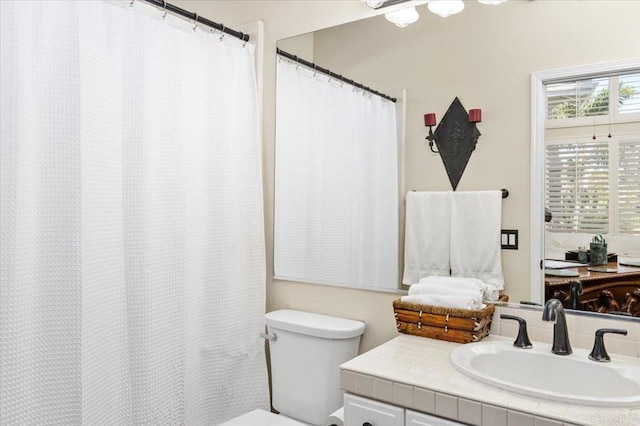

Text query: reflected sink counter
(340, 335), (640, 426)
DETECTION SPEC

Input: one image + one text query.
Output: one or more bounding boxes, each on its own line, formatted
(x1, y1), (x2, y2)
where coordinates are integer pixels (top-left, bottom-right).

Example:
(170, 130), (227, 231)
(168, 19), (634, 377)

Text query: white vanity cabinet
(343, 394), (464, 426)
(343, 394), (404, 426)
(405, 409), (464, 426)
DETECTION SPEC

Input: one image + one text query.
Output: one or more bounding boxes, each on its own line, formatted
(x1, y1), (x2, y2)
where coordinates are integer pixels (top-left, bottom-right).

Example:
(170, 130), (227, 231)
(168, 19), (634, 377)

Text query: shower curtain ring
(193, 14), (198, 32)
(129, 0), (134, 7)
(162, 0), (168, 18)
(219, 25), (225, 40)
(312, 64), (317, 77)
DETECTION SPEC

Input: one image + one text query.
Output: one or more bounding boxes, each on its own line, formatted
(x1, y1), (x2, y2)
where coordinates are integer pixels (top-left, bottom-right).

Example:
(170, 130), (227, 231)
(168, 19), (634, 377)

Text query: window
(545, 141), (609, 233)
(619, 73), (640, 115)
(546, 77), (610, 120)
(546, 137), (640, 236)
(618, 139), (640, 234)
(546, 72), (640, 126)
(545, 71), (640, 237)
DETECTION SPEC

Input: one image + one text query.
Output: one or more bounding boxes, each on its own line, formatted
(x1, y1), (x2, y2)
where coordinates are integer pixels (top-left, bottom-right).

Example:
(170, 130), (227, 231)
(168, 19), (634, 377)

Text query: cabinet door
(343, 393), (404, 426)
(406, 409), (465, 426)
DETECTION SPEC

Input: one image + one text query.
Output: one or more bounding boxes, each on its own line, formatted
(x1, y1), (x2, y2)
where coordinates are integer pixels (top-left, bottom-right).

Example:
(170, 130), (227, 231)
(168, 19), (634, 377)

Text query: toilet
(221, 309), (365, 426)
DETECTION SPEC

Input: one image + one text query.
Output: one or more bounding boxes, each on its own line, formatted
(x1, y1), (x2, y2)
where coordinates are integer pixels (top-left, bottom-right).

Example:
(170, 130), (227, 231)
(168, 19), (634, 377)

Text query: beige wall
(173, 0), (640, 353)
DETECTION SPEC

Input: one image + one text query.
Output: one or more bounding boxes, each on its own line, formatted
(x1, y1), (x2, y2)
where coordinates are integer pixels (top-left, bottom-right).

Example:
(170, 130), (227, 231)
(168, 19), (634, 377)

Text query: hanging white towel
(418, 276), (500, 301)
(450, 191), (504, 289)
(402, 191), (451, 284)
(400, 294), (484, 310)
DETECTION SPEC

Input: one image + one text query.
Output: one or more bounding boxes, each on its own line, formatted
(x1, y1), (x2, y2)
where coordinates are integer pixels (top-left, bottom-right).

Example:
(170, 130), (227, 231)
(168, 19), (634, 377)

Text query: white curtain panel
(0, 1), (268, 424)
(274, 58), (399, 290)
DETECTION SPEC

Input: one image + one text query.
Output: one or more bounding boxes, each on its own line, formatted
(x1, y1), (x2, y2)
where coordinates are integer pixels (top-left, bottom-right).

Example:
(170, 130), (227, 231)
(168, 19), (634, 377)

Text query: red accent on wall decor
(424, 113), (437, 127)
(468, 109), (482, 123)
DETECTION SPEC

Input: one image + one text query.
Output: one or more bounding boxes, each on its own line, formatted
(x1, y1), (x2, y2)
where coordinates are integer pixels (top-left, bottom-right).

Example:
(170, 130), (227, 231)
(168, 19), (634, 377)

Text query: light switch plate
(501, 229), (518, 250)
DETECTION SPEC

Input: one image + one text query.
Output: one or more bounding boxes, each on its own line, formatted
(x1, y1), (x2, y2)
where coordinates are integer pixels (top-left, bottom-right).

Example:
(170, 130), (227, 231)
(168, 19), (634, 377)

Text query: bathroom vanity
(340, 306), (640, 426)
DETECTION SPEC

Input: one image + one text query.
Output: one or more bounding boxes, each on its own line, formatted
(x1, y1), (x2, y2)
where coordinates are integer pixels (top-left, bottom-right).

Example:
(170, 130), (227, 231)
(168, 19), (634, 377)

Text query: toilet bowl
(222, 310), (364, 426)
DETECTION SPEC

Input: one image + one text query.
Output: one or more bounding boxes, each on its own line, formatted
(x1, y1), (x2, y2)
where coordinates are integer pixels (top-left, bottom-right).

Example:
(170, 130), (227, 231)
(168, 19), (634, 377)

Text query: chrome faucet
(542, 299), (572, 355)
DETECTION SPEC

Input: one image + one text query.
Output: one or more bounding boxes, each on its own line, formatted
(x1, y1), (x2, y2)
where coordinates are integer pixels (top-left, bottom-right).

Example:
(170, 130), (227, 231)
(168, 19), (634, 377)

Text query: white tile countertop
(340, 334), (640, 426)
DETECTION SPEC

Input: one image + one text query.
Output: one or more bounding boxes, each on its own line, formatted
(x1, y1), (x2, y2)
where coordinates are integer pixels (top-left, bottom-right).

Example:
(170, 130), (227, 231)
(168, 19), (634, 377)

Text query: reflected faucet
(542, 299), (572, 355)
(567, 280), (583, 310)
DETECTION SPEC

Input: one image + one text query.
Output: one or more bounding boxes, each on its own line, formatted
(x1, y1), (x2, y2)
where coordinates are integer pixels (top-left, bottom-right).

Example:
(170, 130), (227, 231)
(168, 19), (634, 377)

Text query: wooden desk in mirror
(545, 262), (640, 317)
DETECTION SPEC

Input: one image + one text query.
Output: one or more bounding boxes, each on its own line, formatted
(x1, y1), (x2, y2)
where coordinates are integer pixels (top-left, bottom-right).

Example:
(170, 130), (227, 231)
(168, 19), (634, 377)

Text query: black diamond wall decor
(433, 97), (481, 191)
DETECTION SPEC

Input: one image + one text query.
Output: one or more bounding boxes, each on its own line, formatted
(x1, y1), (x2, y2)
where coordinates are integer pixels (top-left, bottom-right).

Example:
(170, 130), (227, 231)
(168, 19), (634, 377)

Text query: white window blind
(618, 139), (640, 235)
(546, 142), (609, 233)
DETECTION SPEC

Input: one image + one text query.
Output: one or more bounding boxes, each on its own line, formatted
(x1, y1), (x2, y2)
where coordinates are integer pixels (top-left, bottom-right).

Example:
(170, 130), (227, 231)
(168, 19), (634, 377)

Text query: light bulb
(385, 7), (420, 27)
(360, 0), (386, 8)
(427, 0), (465, 18)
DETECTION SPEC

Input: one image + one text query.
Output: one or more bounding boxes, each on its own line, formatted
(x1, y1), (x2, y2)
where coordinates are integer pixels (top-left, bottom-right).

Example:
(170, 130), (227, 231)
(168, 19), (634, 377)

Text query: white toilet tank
(265, 310), (365, 426)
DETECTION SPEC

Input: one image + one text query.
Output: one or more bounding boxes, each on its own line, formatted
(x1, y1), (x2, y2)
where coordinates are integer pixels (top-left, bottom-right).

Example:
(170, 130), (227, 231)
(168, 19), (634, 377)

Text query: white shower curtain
(0, 1), (268, 424)
(274, 58), (399, 290)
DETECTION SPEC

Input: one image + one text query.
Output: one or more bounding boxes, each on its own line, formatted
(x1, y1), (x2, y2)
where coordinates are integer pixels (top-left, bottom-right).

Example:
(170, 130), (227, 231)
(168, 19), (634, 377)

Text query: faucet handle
(500, 315), (533, 349)
(588, 328), (628, 362)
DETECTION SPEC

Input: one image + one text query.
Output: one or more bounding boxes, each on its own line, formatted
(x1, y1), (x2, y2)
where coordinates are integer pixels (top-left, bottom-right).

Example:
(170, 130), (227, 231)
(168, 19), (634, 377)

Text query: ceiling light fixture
(363, 0), (508, 26)
(385, 6), (420, 27)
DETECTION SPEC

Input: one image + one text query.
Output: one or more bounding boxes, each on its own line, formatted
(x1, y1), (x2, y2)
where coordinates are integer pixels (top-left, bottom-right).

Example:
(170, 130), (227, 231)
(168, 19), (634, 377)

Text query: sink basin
(450, 339), (640, 407)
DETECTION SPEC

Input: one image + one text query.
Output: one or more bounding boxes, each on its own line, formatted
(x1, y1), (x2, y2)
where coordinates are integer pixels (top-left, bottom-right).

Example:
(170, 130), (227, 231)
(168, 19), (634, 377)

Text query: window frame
(545, 74), (640, 129)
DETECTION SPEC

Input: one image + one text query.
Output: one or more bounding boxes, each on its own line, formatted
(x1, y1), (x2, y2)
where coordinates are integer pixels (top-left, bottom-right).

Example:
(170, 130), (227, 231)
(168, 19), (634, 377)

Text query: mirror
(534, 62), (640, 319)
(275, 1), (640, 318)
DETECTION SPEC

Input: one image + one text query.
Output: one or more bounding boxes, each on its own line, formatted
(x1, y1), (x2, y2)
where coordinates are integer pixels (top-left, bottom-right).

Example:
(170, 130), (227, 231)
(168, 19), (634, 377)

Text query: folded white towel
(408, 282), (483, 309)
(418, 276), (500, 301)
(450, 191), (504, 290)
(401, 294), (484, 310)
(402, 191), (452, 284)
(481, 283), (499, 301)
(408, 282), (482, 299)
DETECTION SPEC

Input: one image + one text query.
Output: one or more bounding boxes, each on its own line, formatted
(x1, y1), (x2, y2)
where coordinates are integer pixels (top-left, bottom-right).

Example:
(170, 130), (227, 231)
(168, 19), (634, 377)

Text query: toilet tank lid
(265, 309), (365, 339)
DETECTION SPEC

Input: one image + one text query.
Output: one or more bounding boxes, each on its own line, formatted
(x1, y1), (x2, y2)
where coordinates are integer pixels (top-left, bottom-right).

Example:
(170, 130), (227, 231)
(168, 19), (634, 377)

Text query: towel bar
(409, 188), (509, 198)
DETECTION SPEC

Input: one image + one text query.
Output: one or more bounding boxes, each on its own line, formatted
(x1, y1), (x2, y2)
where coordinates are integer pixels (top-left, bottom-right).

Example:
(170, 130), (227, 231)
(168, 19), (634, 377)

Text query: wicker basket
(393, 299), (499, 344)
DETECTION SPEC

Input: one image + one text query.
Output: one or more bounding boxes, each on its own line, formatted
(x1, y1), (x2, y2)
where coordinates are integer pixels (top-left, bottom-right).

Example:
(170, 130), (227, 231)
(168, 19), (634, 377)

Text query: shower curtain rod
(138, 0), (250, 42)
(277, 48), (396, 103)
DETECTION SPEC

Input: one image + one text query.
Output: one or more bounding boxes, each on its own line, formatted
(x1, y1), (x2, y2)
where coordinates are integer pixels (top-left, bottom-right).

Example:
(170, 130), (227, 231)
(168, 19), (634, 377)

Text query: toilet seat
(219, 409), (307, 426)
